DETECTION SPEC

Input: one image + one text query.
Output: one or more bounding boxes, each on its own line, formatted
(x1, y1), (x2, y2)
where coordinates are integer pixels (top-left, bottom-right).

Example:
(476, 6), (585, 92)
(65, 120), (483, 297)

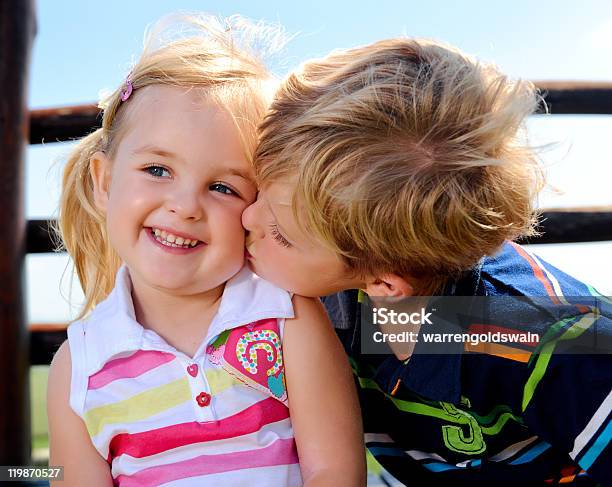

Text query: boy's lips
(245, 241), (255, 259)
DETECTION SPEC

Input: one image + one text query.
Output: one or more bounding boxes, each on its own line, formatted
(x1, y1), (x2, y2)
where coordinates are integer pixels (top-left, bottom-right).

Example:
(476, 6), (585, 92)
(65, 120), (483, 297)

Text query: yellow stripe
(85, 377), (191, 437)
(206, 367), (242, 395)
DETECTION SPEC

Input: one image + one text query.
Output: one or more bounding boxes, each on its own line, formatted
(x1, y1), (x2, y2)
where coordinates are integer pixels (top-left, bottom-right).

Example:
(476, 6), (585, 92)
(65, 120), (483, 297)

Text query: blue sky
(26, 0), (612, 322)
(29, 0), (612, 108)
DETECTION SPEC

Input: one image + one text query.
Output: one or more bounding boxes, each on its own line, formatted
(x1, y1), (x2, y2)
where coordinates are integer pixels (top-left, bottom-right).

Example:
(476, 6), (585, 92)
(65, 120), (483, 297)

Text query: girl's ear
(363, 274), (414, 297)
(90, 151), (112, 212)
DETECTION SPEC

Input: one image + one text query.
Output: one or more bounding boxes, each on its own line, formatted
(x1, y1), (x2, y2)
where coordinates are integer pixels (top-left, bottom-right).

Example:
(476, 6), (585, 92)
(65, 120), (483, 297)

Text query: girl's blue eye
(144, 165), (170, 178)
(210, 183), (236, 196)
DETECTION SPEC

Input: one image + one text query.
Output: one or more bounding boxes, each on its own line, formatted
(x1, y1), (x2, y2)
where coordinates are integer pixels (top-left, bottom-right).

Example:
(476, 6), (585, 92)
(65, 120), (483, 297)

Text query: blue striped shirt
(325, 242), (612, 486)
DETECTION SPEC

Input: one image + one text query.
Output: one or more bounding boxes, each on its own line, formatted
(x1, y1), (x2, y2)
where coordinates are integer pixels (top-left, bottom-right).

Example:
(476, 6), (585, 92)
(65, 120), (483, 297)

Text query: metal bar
(535, 81), (612, 115)
(25, 81), (612, 147)
(27, 219), (61, 254)
(519, 210), (612, 244)
(30, 325), (67, 367)
(0, 0), (37, 466)
(29, 104), (101, 144)
(22, 212), (612, 255)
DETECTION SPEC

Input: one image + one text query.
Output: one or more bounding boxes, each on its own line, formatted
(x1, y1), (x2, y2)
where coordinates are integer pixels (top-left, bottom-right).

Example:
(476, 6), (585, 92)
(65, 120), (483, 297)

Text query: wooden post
(0, 0), (37, 465)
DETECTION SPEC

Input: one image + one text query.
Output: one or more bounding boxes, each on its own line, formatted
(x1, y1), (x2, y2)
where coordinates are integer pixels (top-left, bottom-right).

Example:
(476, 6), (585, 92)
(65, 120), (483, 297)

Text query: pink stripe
(88, 350), (176, 390)
(109, 397), (289, 458)
(114, 437), (298, 486)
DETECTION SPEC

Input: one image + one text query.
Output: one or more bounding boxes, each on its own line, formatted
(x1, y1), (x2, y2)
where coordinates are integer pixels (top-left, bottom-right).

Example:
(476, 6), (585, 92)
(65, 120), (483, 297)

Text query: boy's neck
(129, 277), (225, 359)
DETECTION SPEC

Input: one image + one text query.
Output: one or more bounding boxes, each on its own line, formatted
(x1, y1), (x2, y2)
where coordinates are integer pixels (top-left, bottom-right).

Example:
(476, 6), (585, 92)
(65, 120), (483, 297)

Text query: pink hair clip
(120, 73), (133, 102)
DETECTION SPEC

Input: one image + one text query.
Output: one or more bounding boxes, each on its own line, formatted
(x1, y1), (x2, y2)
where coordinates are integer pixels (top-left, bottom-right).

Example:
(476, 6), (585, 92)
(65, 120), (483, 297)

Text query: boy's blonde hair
(256, 38), (544, 295)
(57, 14), (279, 318)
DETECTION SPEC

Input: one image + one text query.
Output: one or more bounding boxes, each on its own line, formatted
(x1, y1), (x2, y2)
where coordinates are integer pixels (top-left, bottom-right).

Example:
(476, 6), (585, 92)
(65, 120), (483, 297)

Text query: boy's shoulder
(479, 241), (594, 297)
(325, 241), (597, 330)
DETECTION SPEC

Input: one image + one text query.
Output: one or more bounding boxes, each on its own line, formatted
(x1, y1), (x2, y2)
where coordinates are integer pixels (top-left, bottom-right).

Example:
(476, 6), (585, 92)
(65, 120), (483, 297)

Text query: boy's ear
(90, 151), (112, 212)
(363, 274), (414, 297)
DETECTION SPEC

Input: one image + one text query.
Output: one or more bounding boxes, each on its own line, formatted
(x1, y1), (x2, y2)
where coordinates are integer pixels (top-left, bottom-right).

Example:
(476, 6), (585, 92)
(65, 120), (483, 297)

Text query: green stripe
(481, 412), (523, 435)
(349, 357), (377, 379)
(358, 376), (522, 435)
(469, 403), (520, 426)
(358, 377), (452, 421)
(522, 312), (598, 412)
(522, 340), (555, 413)
(528, 315), (577, 367)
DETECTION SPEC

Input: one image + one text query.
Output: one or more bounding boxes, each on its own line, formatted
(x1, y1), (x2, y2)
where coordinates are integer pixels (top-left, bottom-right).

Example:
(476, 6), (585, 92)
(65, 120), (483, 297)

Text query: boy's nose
(242, 199), (263, 238)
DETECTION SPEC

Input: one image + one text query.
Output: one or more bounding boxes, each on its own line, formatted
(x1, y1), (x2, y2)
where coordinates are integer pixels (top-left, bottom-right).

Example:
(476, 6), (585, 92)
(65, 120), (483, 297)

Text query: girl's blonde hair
(256, 38), (544, 295)
(57, 14), (280, 318)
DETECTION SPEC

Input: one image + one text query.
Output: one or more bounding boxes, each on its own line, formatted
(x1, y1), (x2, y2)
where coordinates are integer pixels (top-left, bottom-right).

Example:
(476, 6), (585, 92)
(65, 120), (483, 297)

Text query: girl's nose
(166, 188), (203, 221)
(242, 197), (264, 238)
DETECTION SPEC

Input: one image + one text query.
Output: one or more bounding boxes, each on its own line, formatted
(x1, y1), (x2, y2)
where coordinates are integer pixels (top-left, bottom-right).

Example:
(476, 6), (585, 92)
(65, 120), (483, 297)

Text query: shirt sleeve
(322, 290), (360, 330)
(521, 314), (612, 486)
(66, 320), (89, 418)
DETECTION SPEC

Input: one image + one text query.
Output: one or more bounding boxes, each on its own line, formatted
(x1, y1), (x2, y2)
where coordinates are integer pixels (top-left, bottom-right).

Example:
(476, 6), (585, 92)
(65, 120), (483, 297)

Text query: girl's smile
(145, 226), (206, 255)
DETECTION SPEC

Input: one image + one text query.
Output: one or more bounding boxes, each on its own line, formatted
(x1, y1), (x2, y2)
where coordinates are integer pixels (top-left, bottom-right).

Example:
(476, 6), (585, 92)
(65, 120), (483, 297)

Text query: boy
(242, 37), (611, 485)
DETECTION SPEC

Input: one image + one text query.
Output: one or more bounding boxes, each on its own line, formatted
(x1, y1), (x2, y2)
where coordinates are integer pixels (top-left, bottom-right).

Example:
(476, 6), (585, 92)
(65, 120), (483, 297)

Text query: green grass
(31, 365), (49, 462)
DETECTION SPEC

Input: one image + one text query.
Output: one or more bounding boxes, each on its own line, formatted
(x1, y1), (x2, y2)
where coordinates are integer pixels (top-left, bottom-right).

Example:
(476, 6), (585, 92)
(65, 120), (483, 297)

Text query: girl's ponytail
(55, 129), (120, 319)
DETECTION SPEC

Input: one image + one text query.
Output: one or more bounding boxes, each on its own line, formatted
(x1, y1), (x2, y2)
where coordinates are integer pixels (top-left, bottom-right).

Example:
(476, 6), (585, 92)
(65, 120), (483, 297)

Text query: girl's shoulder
(48, 339), (71, 398)
(47, 339), (115, 483)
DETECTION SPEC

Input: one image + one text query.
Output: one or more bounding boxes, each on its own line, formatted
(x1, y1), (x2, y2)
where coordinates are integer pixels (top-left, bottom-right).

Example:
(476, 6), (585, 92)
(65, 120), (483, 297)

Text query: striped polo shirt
(325, 241), (612, 486)
(67, 265), (303, 486)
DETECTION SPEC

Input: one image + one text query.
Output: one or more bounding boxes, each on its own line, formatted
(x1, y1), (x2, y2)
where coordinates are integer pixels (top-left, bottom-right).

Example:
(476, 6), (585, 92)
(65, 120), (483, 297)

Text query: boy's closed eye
(269, 223), (292, 248)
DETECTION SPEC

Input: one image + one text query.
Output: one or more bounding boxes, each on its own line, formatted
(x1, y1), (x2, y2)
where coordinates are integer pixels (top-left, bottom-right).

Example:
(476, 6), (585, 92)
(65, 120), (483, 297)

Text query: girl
(47, 15), (364, 486)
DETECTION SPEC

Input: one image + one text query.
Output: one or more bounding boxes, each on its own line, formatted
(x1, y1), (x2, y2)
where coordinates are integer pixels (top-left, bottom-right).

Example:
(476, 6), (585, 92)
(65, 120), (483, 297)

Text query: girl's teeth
(150, 228), (199, 248)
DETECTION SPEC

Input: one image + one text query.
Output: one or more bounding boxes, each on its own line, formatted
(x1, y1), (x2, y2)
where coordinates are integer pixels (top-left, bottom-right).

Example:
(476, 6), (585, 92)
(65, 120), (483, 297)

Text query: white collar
(79, 265), (294, 375)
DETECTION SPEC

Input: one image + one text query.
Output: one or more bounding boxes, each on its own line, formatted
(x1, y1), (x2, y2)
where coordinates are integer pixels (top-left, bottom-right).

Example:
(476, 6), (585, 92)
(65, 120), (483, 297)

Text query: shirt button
(196, 392), (211, 407)
(187, 364), (198, 377)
